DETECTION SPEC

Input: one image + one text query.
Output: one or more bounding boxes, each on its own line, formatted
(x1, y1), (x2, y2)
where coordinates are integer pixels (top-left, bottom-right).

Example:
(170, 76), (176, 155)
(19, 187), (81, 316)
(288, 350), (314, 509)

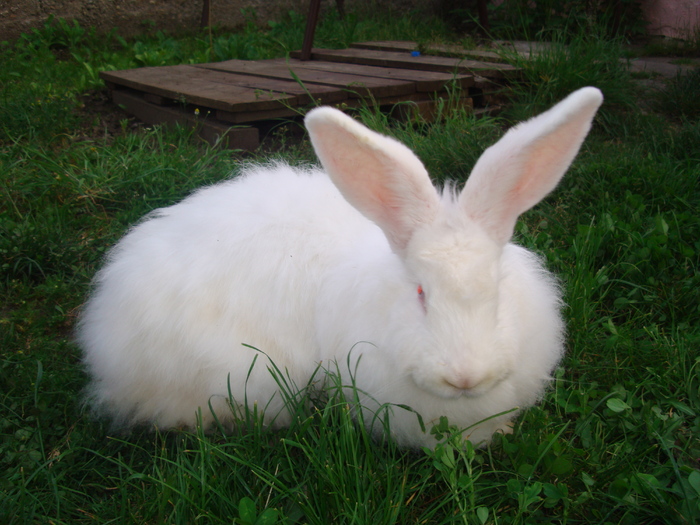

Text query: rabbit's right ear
(460, 87), (603, 246)
(305, 107), (440, 254)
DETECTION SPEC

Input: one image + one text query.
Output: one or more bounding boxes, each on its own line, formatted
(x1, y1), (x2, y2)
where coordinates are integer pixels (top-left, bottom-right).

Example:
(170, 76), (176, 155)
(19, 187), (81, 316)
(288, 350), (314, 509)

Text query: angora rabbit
(78, 87), (603, 448)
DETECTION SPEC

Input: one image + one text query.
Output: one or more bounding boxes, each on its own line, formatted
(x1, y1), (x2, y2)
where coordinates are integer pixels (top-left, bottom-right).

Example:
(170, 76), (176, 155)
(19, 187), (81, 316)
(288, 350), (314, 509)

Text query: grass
(636, 26), (700, 59)
(652, 68), (700, 120)
(496, 28), (636, 122)
(2, 8), (700, 525)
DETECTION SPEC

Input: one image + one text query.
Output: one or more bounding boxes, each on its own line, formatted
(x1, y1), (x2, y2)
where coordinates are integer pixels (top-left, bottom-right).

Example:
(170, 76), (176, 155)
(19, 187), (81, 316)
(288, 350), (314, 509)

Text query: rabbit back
(78, 164), (381, 428)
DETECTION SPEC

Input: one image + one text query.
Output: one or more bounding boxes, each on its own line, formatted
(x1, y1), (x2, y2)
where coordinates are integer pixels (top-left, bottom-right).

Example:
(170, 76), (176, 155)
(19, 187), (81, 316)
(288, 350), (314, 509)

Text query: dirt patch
(74, 89), (140, 143)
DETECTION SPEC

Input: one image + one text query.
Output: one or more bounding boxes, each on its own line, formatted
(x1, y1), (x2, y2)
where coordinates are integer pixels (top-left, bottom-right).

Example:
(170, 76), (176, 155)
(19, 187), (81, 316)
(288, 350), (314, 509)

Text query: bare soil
(75, 89), (140, 143)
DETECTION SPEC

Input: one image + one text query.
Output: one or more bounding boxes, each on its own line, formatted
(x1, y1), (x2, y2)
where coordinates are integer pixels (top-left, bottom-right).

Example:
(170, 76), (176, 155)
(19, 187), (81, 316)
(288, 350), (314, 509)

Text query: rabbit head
(305, 88), (603, 429)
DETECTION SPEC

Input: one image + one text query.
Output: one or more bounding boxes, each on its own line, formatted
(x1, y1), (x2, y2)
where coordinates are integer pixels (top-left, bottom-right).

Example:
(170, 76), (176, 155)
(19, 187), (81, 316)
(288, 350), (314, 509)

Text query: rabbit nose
(443, 370), (490, 392)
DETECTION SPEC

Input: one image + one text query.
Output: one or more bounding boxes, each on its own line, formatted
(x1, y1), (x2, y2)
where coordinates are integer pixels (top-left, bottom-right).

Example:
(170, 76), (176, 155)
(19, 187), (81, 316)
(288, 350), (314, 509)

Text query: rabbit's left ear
(305, 107), (440, 254)
(460, 87), (603, 246)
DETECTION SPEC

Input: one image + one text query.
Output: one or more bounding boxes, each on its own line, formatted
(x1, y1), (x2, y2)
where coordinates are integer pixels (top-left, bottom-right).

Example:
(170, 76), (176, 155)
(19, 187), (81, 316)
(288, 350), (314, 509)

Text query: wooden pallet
(100, 42), (517, 151)
(351, 40), (507, 63)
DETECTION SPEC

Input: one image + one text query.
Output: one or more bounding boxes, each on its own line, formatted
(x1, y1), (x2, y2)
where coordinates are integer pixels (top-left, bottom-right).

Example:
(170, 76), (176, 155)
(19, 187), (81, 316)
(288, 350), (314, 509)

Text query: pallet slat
(290, 47), (517, 78)
(198, 57), (474, 93)
(103, 66), (292, 112)
(197, 58), (417, 99)
(277, 58), (475, 92)
(102, 65), (347, 112)
(352, 41), (506, 63)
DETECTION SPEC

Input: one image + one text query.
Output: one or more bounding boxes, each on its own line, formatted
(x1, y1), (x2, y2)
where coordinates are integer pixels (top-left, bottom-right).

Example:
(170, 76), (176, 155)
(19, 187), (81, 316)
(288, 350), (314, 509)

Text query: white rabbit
(78, 87), (603, 449)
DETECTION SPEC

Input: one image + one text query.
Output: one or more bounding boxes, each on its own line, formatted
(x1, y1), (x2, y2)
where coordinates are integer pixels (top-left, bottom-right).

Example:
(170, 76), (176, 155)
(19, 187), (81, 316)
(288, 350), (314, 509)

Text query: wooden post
(477, 0), (490, 33)
(300, 0), (322, 61)
(201, 0), (211, 28)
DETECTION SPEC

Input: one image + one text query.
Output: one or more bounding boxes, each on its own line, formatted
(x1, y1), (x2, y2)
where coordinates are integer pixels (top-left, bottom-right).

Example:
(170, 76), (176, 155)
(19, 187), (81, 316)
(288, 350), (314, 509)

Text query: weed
(499, 28), (635, 120)
(483, 0), (646, 40)
(640, 25), (700, 58)
(653, 68), (700, 120)
(17, 14), (104, 51)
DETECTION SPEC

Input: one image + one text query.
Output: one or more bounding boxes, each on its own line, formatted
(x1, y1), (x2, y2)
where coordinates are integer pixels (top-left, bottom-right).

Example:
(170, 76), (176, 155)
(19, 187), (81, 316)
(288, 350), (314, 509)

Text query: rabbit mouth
(417, 367), (509, 399)
(442, 380), (496, 398)
(410, 372), (502, 400)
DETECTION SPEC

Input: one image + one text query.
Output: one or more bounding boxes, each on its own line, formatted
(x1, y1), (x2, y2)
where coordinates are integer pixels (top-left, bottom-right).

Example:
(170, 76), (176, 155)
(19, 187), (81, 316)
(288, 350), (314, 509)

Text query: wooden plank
(101, 65), (347, 112)
(353, 41), (420, 53)
(290, 47), (518, 79)
(102, 66), (295, 112)
(278, 58), (475, 92)
(179, 66), (348, 106)
(196, 58), (416, 99)
(352, 41), (505, 63)
(111, 89), (259, 150)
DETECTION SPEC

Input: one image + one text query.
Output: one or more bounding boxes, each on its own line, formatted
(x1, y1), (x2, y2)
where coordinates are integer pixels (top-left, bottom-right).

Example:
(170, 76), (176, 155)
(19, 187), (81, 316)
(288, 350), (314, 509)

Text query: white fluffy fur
(78, 87), (603, 448)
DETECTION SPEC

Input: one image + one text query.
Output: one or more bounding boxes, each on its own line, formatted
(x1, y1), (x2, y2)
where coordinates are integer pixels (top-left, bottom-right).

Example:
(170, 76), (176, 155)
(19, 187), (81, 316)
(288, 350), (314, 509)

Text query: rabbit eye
(417, 285), (426, 312)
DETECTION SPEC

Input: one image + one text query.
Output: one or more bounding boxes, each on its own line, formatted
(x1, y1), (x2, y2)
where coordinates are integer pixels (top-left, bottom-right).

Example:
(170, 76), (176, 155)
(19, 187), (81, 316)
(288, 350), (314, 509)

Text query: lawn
(1, 7), (699, 525)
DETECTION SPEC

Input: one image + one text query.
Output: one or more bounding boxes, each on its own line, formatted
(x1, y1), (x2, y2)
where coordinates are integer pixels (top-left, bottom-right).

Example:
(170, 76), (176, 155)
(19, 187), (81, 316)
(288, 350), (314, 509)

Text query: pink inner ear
(460, 88), (602, 246)
(513, 121), (594, 206)
(305, 108), (440, 254)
